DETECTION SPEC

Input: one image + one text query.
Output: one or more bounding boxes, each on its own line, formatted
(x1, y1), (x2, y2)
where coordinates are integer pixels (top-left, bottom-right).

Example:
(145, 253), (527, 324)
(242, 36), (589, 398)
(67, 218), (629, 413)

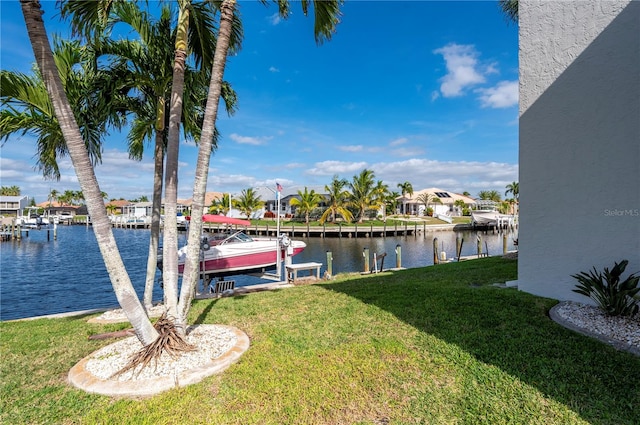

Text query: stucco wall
(516, 0), (640, 302)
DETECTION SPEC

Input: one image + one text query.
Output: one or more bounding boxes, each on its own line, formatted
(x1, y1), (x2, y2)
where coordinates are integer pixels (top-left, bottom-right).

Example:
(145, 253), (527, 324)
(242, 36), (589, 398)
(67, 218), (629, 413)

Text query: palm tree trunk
(162, 2), (191, 322)
(20, 0), (158, 345)
(178, 0), (236, 326)
(143, 130), (164, 309)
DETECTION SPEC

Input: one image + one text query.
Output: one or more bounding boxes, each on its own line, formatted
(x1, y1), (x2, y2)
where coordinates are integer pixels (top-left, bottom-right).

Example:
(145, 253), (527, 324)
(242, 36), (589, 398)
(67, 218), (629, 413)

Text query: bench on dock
(286, 262), (323, 283)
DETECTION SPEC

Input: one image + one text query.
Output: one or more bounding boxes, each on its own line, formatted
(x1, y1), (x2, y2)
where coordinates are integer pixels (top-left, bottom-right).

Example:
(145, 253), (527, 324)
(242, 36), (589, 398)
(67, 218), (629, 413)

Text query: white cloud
(338, 145), (363, 152)
(433, 43), (485, 97)
(306, 161), (369, 176)
(268, 13), (281, 26)
(371, 158), (518, 195)
(476, 80), (519, 108)
(269, 66), (279, 73)
(389, 137), (408, 147)
(229, 133), (271, 146)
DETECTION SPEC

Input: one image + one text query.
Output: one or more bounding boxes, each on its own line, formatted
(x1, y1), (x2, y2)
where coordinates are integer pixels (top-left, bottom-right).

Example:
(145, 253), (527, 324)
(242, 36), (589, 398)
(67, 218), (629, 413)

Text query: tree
(478, 190), (502, 202)
(384, 190), (400, 217)
(319, 175), (352, 224)
(177, 0), (343, 327)
(397, 181), (413, 215)
(416, 192), (441, 216)
(48, 189), (59, 207)
(234, 188), (263, 219)
(505, 181), (519, 201)
(290, 187), (323, 224)
(0, 186), (21, 196)
(20, 0), (158, 344)
(499, 0), (518, 24)
(349, 169), (377, 223)
(0, 38), (126, 180)
(209, 193), (232, 215)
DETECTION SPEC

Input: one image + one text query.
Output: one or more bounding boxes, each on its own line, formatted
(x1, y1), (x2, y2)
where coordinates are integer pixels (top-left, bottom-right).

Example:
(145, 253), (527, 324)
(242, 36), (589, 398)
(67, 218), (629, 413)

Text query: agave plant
(572, 260), (640, 317)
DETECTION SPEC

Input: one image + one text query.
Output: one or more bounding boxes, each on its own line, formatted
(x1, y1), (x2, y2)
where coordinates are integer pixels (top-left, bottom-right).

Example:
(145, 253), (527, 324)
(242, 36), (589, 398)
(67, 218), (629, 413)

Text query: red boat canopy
(186, 214), (250, 226)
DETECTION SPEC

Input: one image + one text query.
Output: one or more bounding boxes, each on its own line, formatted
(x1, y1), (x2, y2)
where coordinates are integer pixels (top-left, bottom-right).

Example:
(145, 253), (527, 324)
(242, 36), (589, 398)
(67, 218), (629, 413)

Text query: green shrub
(572, 259), (640, 316)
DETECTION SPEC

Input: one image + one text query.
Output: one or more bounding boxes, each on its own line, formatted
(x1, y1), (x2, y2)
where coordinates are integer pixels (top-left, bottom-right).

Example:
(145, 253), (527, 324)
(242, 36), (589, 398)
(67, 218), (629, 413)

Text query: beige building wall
(514, 1), (640, 301)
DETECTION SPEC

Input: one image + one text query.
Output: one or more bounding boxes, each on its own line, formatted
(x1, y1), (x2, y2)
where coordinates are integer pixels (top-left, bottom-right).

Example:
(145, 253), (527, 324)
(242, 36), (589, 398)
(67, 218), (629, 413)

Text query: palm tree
(397, 181), (413, 215)
(499, 0), (518, 24)
(0, 186), (21, 196)
(319, 175), (352, 224)
(290, 187), (324, 224)
(48, 189), (59, 207)
(209, 193), (232, 215)
(478, 190), (502, 202)
(0, 38), (126, 180)
(234, 188), (263, 219)
(20, 0), (158, 344)
(505, 181), (519, 201)
(384, 190), (401, 217)
(349, 169), (377, 223)
(178, 0), (343, 325)
(372, 180), (390, 219)
(416, 192), (441, 216)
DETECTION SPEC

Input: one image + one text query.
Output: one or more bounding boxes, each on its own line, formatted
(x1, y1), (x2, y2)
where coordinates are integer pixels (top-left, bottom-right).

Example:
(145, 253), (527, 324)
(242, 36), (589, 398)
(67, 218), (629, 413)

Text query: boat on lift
(158, 214), (306, 279)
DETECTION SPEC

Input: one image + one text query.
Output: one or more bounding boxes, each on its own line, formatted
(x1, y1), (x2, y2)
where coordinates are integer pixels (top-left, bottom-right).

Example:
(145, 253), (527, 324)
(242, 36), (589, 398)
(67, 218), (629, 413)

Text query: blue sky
(0, 1), (519, 203)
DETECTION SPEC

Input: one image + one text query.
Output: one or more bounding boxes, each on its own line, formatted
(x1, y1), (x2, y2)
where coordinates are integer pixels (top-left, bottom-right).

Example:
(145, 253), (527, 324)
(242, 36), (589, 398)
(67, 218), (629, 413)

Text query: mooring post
(433, 237), (439, 264)
(326, 251), (333, 278)
(395, 244), (402, 268)
(503, 233), (508, 255)
(477, 235), (482, 258)
(363, 247), (370, 273)
(456, 236), (462, 260)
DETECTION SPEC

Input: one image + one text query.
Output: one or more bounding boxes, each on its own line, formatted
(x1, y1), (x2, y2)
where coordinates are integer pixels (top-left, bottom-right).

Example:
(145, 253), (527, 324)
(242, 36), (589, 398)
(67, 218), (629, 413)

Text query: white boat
(471, 209), (514, 226)
(158, 215), (306, 279)
(15, 207), (48, 229)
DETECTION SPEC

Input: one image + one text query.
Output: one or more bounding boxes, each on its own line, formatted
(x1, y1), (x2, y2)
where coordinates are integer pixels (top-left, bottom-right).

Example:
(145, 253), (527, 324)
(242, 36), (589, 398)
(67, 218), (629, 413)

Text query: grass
(2, 257), (639, 424)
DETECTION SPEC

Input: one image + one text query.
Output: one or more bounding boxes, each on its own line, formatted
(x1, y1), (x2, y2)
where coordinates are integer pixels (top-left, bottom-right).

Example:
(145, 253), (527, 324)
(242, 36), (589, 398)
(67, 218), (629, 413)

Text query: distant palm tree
(209, 193), (232, 216)
(416, 193), (441, 216)
(0, 186), (21, 196)
(235, 188), (263, 219)
(349, 169), (377, 223)
(48, 189), (59, 207)
(397, 181), (413, 215)
(290, 187), (324, 224)
(372, 180), (390, 218)
(320, 175), (352, 224)
(384, 190), (401, 217)
(478, 190), (502, 202)
(505, 181), (519, 201)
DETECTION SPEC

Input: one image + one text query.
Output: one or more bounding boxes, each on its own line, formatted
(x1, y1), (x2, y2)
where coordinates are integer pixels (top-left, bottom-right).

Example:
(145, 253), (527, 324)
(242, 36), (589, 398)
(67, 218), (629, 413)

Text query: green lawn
(2, 257), (639, 424)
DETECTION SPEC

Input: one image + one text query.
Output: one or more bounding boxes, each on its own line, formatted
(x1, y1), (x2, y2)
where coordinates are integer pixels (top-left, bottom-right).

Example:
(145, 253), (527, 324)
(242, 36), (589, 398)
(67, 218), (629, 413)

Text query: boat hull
(187, 241), (306, 277)
(158, 232), (306, 278)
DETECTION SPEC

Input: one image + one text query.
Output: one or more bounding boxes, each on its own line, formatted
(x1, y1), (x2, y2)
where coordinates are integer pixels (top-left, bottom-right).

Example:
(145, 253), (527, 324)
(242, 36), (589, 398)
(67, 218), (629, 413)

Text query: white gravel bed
(85, 324), (237, 382)
(554, 301), (640, 350)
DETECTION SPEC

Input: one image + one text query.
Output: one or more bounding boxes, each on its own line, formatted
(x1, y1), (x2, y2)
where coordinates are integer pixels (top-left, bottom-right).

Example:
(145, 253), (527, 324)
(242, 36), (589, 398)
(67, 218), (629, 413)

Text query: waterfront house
(0, 195), (30, 217)
(401, 188), (476, 216)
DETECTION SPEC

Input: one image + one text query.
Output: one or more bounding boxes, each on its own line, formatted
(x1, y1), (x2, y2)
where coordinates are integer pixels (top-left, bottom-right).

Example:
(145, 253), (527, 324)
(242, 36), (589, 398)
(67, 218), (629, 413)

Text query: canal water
(0, 225), (517, 321)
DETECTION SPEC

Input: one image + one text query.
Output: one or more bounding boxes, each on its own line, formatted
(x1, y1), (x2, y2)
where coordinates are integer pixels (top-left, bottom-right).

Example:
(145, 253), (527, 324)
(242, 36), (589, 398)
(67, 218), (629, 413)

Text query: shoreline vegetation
(2, 257), (639, 424)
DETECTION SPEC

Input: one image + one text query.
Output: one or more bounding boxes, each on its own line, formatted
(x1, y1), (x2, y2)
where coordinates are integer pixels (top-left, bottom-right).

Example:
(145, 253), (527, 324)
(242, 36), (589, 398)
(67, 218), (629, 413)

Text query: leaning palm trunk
(177, 0), (236, 326)
(162, 3), (191, 322)
(143, 131), (165, 310)
(20, 0), (158, 345)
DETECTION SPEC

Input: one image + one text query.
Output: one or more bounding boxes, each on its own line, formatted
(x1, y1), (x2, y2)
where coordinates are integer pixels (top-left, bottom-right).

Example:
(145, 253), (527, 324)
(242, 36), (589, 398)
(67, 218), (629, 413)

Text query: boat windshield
(221, 231), (254, 244)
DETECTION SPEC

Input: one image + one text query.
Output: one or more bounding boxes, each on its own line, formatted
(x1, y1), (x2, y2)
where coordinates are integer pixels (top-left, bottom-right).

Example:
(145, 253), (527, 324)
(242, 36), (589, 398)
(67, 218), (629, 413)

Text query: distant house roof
(177, 192), (224, 207)
(36, 200), (75, 208)
(105, 200), (130, 208)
